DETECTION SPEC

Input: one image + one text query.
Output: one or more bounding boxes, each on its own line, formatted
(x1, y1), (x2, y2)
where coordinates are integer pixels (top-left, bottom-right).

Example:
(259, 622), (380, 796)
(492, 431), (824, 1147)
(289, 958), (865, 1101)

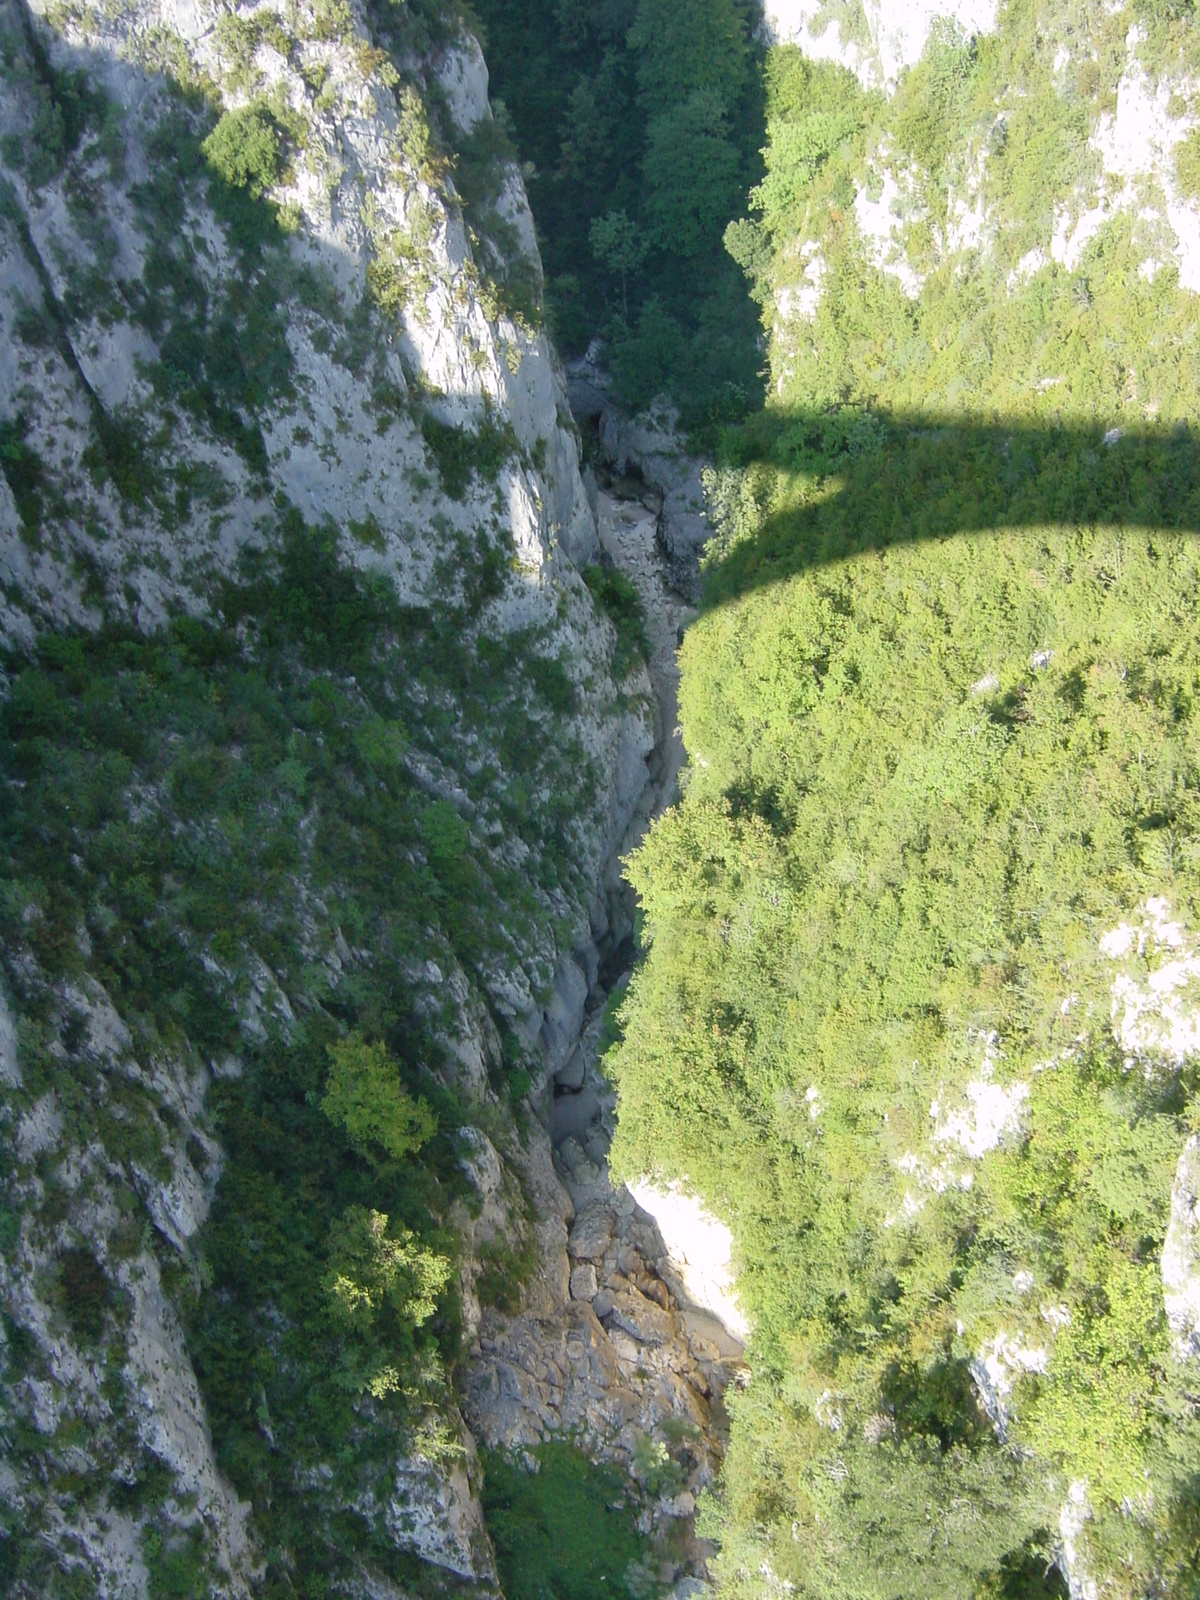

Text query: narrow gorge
(5, 2), (1200, 1599)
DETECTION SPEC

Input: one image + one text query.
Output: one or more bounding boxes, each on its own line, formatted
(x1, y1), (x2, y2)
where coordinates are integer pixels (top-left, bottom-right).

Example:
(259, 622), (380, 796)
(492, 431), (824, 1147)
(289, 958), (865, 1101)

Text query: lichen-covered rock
(387, 1427), (497, 1585)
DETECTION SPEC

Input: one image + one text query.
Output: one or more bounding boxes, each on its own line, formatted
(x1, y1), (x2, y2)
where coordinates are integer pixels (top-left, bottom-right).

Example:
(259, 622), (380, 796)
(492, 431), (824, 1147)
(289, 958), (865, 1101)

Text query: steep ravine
(0, 0), (740, 1592)
(464, 418), (749, 1597)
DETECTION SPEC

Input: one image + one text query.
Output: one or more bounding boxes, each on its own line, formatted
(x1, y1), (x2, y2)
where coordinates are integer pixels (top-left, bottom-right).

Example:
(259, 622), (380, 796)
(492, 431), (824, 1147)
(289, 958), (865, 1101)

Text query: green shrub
(57, 1248), (110, 1343)
(322, 1035), (437, 1162)
(201, 103), (284, 199)
(482, 1442), (648, 1600)
(1176, 127), (1200, 199)
(582, 564), (650, 680)
(419, 412), (519, 500)
(609, 299), (684, 412)
(475, 1231), (538, 1313)
(528, 652), (576, 714)
(142, 1527), (209, 1600)
(367, 206), (437, 314)
(348, 511), (387, 551)
(0, 418), (44, 540)
(323, 1205), (449, 1338)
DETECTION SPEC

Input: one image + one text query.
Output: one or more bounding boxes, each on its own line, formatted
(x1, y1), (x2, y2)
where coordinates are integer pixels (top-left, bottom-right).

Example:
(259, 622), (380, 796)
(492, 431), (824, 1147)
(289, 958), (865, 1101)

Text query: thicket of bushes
(593, 2), (1200, 1596)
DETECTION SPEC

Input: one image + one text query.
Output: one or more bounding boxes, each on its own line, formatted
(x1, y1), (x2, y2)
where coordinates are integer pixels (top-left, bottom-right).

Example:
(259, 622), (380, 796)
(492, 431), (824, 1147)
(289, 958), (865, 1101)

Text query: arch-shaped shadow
(701, 408), (1200, 607)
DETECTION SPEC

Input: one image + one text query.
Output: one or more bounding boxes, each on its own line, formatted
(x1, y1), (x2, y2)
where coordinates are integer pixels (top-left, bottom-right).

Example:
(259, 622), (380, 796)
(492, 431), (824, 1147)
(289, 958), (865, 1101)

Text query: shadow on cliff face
(0, 7), (634, 1595)
(697, 407), (1200, 605)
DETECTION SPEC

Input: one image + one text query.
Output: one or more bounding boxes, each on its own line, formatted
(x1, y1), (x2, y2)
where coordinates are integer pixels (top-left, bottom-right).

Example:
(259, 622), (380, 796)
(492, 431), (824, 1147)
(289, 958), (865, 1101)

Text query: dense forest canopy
(468, 0), (766, 415)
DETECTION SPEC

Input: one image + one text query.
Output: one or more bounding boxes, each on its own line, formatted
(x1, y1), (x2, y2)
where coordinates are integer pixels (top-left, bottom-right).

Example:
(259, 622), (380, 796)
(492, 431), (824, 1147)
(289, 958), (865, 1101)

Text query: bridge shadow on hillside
(700, 408), (1200, 606)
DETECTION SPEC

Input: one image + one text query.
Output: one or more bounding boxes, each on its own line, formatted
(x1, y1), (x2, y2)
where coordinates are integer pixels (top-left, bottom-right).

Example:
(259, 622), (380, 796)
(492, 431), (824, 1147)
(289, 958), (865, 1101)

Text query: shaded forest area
(468, 0), (765, 416)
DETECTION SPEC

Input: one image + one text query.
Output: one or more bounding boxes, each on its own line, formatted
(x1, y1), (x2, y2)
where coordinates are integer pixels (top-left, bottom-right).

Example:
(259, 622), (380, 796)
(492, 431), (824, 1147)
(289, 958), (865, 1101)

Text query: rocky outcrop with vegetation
(7, 2), (1200, 1599)
(0, 0), (707, 1593)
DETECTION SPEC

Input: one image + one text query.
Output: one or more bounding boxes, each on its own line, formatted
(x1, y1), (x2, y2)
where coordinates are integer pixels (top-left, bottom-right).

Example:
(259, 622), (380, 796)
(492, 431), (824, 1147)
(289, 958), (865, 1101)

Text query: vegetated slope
(0, 0), (660, 1593)
(606, 4), (1200, 1598)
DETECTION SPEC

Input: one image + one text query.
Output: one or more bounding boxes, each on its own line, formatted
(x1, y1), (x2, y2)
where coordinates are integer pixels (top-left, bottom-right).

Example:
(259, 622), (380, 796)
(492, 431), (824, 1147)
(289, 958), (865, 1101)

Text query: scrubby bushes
(613, 512), (1200, 1598)
(419, 410), (521, 500)
(605, 4), (1200, 1594)
(0, 497), (596, 1588)
(582, 563), (650, 680)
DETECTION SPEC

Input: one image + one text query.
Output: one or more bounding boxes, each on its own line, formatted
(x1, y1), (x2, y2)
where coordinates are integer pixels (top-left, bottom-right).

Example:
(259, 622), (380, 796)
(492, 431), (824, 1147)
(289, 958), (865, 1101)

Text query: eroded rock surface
(466, 1144), (743, 1551)
(1163, 1134), (1200, 1359)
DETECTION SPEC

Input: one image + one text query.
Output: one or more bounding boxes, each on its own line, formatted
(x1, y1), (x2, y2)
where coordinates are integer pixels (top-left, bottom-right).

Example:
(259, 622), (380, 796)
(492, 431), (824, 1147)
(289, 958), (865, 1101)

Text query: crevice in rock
(464, 389), (740, 1596)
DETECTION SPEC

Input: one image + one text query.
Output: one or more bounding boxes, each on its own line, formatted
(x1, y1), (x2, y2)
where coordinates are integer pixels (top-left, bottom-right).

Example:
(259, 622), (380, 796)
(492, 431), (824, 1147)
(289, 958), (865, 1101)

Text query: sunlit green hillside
(605, 4), (1200, 1597)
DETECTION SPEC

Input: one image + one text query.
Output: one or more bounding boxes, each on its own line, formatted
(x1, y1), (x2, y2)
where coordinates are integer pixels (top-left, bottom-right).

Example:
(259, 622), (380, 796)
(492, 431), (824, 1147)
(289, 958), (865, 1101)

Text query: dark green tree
(626, 0), (749, 107)
(589, 208), (649, 315)
(642, 90), (742, 256)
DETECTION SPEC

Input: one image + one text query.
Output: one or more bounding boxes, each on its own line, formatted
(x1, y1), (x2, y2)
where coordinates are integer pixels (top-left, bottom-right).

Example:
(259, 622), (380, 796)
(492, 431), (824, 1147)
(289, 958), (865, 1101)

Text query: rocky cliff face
(760, 0), (1200, 319)
(0, 1), (729, 1593)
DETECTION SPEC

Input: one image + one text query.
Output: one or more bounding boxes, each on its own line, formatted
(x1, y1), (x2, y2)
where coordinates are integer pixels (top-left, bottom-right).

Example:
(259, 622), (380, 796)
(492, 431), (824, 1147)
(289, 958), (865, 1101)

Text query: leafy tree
(642, 91), (742, 256)
(201, 101), (284, 198)
(589, 208), (648, 315)
(609, 297), (684, 409)
(626, 0), (749, 108)
(323, 1206), (450, 1399)
(611, 515), (1200, 1595)
(471, 0), (765, 415)
(554, 0), (592, 52)
(559, 77), (614, 180)
(322, 1034), (436, 1161)
(323, 1206), (449, 1335)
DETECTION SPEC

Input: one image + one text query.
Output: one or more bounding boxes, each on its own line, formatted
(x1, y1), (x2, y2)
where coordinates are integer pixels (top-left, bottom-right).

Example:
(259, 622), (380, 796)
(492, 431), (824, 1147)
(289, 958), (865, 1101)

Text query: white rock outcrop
(1162, 1134), (1200, 1359)
(0, 983), (19, 1088)
(628, 1180), (749, 1344)
(763, 0), (998, 90)
(1101, 898), (1200, 1067)
(388, 1436), (495, 1582)
(969, 1330), (1047, 1439)
(1052, 30), (1200, 294)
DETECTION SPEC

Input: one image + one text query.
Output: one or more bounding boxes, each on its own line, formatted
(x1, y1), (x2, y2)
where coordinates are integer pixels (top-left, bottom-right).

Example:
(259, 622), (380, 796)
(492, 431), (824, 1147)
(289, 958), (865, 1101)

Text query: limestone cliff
(0, 0), (690, 1592)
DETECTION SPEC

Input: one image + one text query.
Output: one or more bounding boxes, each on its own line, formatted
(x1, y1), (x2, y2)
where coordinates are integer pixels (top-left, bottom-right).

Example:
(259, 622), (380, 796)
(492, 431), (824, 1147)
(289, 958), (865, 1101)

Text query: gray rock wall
(0, 0), (662, 1590)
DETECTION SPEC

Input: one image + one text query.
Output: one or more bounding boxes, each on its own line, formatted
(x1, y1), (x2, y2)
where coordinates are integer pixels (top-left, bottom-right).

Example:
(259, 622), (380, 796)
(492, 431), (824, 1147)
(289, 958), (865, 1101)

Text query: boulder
(568, 1205), (616, 1262)
(607, 1283), (676, 1348)
(570, 1264), (599, 1301)
(555, 1047), (586, 1092)
(539, 957), (589, 1080)
(585, 1132), (611, 1166)
(458, 1127), (502, 1198)
(550, 1087), (601, 1147)
(598, 400), (712, 599)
